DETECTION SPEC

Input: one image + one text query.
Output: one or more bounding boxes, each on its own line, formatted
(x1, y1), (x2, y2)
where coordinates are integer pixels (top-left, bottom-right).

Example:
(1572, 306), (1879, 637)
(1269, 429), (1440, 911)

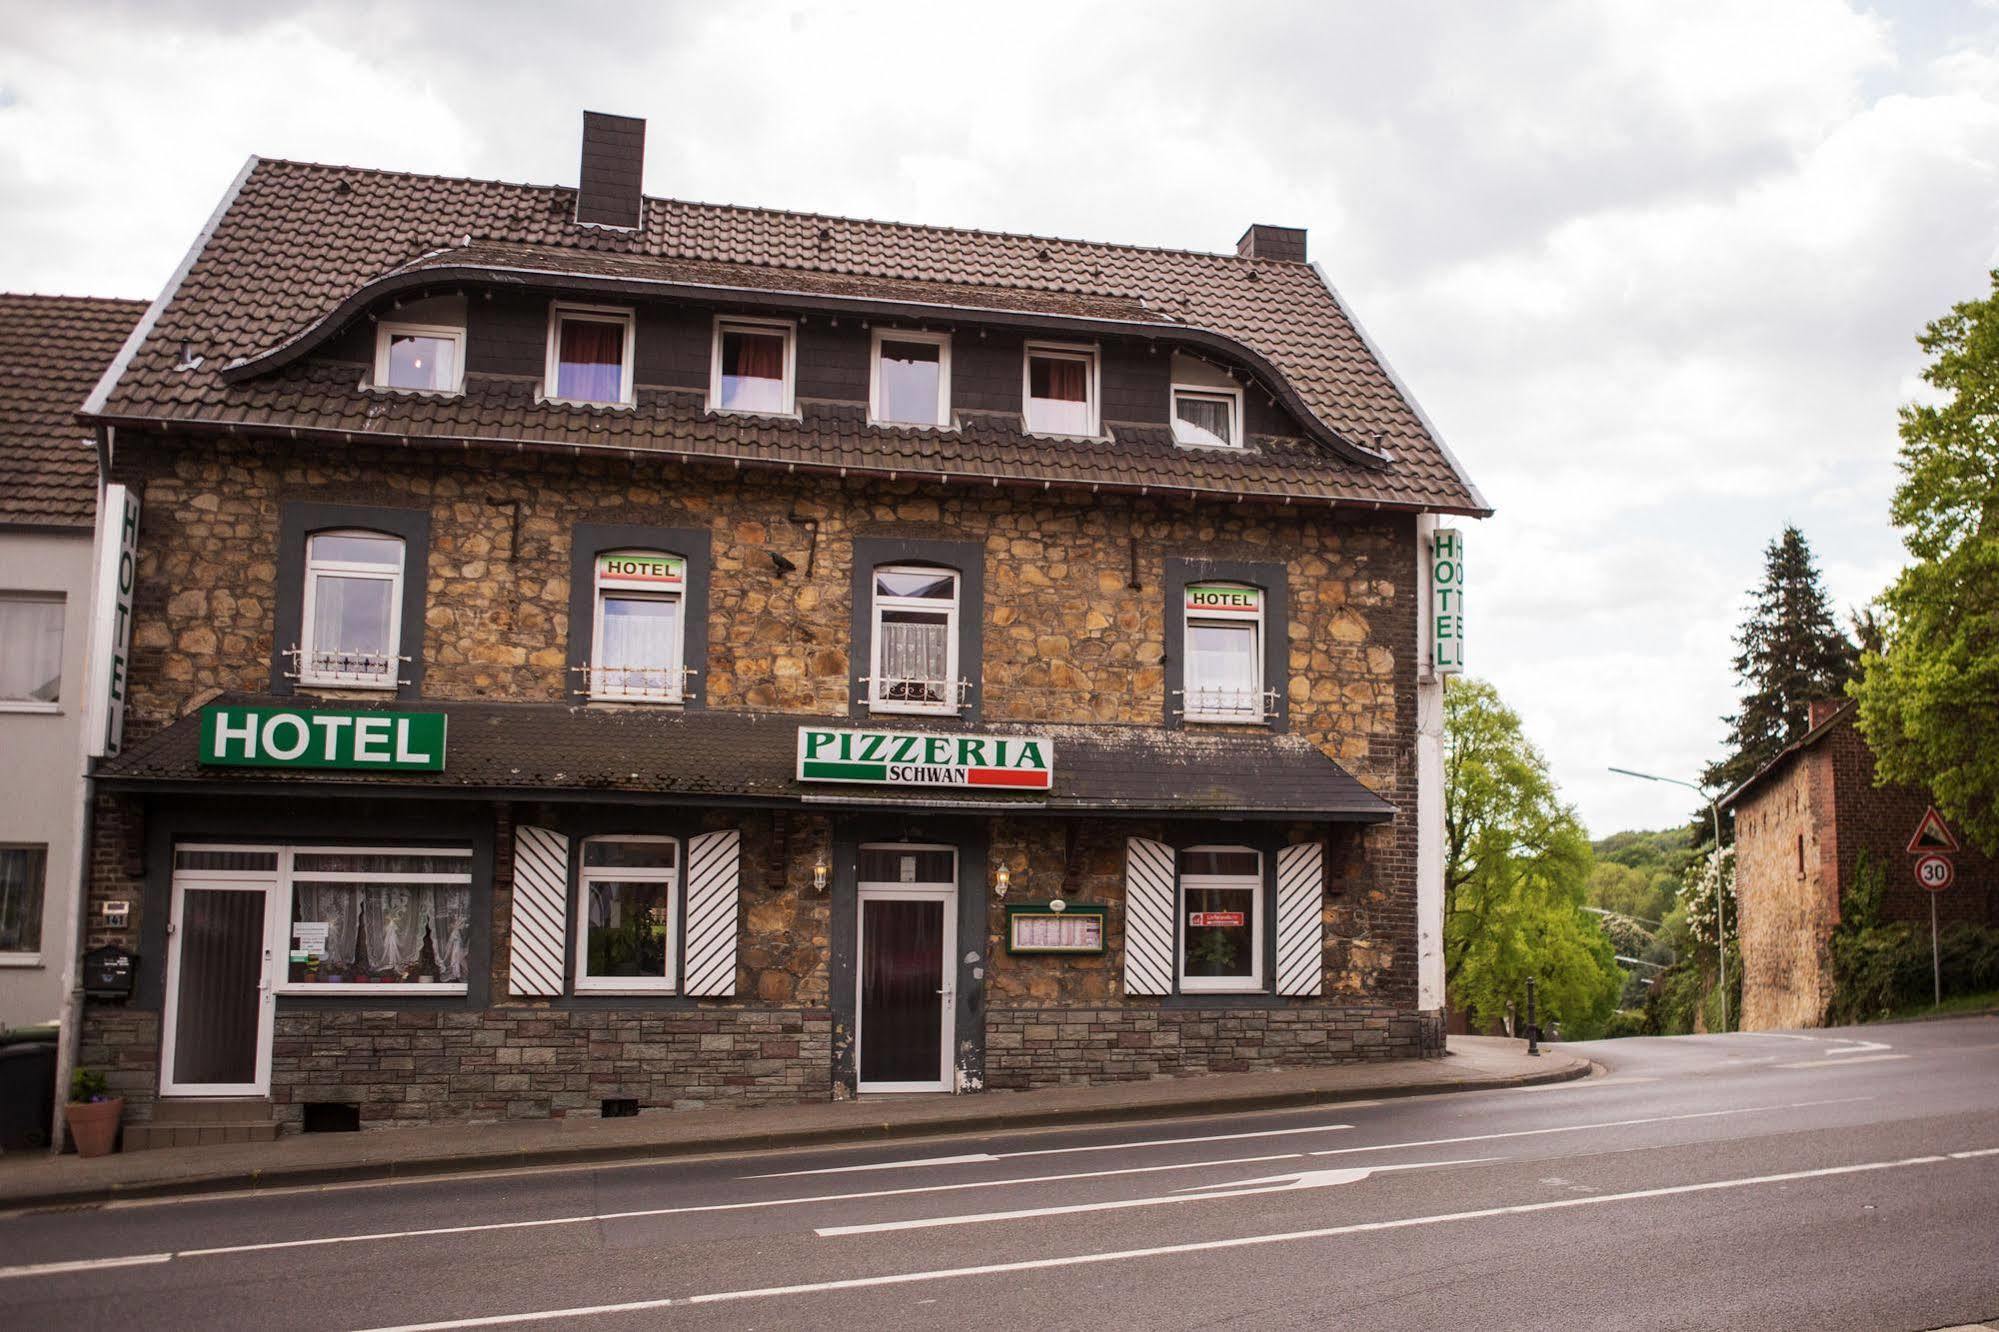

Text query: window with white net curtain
(0, 594), (64, 705)
(870, 566), (958, 714)
(299, 531), (404, 688)
(283, 847), (473, 988)
(591, 550), (686, 701)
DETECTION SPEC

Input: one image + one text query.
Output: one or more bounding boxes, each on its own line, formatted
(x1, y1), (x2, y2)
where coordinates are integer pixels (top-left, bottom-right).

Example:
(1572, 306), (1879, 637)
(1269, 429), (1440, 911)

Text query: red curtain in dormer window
(725, 330), (784, 380)
(1031, 355), (1088, 403)
(558, 319), (625, 403)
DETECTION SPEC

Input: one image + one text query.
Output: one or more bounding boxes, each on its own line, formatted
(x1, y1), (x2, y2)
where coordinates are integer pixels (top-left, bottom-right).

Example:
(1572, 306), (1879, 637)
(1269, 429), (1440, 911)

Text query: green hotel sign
(797, 725), (1053, 790)
(199, 706), (447, 772)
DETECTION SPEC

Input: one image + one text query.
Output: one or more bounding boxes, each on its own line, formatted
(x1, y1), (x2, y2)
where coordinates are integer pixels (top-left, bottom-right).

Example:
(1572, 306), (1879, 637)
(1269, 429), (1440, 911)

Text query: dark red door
(860, 897), (945, 1085)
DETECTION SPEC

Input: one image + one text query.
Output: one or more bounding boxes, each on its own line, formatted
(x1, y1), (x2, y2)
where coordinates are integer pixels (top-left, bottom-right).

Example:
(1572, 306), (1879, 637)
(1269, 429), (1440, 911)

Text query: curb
(0, 1054), (1590, 1211)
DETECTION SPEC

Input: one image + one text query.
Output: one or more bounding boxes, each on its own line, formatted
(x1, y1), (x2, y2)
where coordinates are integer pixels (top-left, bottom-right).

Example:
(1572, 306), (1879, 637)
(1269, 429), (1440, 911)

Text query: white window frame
(1183, 582), (1265, 723)
(1022, 340), (1101, 438)
(1177, 845), (1265, 994)
(167, 842), (477, 999)
(708, 315), (798, 417)
(589, 550), (687, 704)
(372, 321), (466, 395)
(868, 564), (960, 717)
(574, 834), (682, 995)
(868, 328), (953, 429)
(0, 591), (64, 714)
(298, 530), (404, 691)
(0, 843), (48, 964)
(1170, 383), (1244, 449)
(544, 302), (637, 407)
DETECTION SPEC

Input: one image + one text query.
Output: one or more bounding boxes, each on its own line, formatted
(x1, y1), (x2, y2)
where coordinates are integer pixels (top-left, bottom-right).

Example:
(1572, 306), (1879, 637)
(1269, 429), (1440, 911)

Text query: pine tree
(1703, 526), (1858, 798)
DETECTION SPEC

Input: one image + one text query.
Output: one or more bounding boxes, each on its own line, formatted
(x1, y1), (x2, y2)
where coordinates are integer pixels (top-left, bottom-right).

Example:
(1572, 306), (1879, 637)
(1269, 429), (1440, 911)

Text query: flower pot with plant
(64, 1068), (124, 1157)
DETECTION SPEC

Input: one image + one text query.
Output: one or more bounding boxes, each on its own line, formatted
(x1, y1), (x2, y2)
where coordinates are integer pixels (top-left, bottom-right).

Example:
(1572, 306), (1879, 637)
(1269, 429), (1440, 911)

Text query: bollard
(1525, 975), (1540, 1056)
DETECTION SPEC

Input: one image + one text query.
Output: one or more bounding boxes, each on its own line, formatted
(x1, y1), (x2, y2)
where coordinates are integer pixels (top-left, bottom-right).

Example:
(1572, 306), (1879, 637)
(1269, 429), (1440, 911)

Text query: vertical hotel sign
(86, 484), (141, 757)
(1431, 528), (1464, 675)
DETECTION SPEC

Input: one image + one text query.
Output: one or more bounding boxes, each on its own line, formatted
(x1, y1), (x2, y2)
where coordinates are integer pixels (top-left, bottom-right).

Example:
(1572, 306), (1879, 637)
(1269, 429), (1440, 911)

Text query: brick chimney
(575, 111), (646, 229)
(1236, 224), (1307, 263)
(1808, 698), (1847, 729)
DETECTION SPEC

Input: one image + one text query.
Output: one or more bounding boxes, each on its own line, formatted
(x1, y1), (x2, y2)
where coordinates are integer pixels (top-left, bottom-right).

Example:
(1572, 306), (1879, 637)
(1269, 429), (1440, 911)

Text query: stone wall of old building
(1734, 748), (1839, 1030)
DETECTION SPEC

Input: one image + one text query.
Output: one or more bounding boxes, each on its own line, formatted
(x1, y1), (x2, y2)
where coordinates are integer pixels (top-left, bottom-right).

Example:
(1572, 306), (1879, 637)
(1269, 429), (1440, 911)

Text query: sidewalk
(0, 1036), (1587, 1210)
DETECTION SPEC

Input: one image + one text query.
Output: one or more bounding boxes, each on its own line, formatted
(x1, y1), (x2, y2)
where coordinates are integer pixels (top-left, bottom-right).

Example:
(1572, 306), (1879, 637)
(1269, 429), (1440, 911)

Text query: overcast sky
(4, 0), (1994, 836)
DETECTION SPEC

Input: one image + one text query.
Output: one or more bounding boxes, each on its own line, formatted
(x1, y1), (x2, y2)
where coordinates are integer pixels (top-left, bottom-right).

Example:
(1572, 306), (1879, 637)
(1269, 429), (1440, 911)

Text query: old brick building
(1723, 699), (1998, 1030)
(71, 113), (1487, 1140)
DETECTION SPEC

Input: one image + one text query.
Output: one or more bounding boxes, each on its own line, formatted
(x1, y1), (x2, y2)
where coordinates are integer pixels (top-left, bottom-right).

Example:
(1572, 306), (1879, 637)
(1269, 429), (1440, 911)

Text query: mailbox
(82, 945), (136, 1001)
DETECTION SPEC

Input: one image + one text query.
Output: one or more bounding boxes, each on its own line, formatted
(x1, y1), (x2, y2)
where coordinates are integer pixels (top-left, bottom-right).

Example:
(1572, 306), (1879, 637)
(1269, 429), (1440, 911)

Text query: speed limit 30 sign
(1914, 853), (1954, 893)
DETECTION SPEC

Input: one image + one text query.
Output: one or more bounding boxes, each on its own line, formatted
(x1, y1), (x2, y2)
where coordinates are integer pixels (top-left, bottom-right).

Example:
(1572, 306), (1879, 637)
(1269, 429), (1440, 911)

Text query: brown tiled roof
(1718, 700), (1858, 811)
(0, 293), (146, 527)
(96, 695), (1397, 821)
(85, 157), (1486, 514)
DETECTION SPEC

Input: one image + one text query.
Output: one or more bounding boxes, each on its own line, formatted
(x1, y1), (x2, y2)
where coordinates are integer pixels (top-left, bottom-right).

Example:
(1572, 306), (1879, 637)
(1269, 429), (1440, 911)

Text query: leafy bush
(1828, 922), (1999, 1023)
(69, 1068), (109, 1103)
(1600, 1009), (1648, 1039)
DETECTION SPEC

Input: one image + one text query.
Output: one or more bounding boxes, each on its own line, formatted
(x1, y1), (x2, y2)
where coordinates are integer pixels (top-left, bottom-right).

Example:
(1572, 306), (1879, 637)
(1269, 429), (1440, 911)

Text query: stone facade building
(1723, 699), (1998, 1030)
(71, 113), (1486, 1142)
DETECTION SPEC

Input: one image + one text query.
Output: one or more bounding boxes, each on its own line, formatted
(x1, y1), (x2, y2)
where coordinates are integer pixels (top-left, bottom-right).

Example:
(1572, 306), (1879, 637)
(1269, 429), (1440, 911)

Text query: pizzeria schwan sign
(798, 726), (1054, 790)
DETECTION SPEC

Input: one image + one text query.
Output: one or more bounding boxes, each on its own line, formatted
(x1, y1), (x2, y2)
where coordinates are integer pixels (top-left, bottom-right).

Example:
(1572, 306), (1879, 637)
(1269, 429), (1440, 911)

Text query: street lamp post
(1609, 766), (1729, 1033)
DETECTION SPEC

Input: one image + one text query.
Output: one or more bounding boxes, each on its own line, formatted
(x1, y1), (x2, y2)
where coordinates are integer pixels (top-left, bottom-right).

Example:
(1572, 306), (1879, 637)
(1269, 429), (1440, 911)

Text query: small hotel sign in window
(1185, 583), (1261, 616)
(797, 725), (1053, 790)
(596, 553), (683, 588)
(199, 706), (447, 771)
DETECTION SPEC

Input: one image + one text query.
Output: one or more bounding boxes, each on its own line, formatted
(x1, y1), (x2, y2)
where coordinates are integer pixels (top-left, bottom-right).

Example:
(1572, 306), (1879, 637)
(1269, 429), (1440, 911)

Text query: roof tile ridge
(0, 292), (151, 310)
(251, 155), (570, 197)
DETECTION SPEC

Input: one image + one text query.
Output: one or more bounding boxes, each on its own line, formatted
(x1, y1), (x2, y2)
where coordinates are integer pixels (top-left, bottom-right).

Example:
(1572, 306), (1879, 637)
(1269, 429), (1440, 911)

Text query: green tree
(1445, 678), (1623, 1037)
(1852, 271), (1999, 855)
(1702, 526), (1858, 801)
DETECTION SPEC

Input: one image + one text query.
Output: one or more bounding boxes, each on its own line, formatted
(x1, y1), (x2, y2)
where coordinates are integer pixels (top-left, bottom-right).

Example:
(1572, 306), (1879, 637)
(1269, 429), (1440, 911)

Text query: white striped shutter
(1275, 841), (1326, 997)
(508, 825), (570, 997)
(682, 829), (741, 996)
(1122, 837), (1177, 996)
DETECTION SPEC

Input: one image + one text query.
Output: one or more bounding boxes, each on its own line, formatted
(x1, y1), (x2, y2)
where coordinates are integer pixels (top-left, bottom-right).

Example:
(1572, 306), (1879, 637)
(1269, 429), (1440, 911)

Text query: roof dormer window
(710, 317), (796, 416)
(545, 303), (635, 406)
(374, 322), (464, 395)
(1169, 353), (1245, 449)
(1024, 342), (1099, 437)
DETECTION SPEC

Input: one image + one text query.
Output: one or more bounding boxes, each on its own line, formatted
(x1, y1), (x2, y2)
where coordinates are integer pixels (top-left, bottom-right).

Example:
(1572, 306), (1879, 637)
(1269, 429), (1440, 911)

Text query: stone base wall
(984, 1004), (1440, 1089)
(76, 1004), (161, 1122)
(267, 1005), (831, 1131)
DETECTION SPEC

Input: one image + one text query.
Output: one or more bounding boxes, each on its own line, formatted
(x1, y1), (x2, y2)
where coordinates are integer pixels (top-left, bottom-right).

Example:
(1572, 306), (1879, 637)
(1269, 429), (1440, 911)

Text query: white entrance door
(856, 844), (957, 1094)
(161, 871), (278, 1097)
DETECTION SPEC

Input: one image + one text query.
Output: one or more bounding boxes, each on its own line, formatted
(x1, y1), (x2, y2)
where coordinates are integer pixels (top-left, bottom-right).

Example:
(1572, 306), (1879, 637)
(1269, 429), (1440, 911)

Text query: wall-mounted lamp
(994, 864), (1011, 898)
(813, 859), (829, 893)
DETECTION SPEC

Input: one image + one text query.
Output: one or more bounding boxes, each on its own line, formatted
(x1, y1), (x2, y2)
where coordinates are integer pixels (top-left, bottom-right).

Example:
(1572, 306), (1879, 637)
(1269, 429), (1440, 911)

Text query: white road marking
(1821, 1039), (1893, 1056)
(355, 1148), (1999, 1331)
(813, 1158), (1492, 1236)
(1778, 1054), (1911, 1069)
(0, 1150), (1310, 1279)
(0, 1252), (171, 1281)
(1305, 1098), (1870, 1159)
(750, 1121), (1355, 1177)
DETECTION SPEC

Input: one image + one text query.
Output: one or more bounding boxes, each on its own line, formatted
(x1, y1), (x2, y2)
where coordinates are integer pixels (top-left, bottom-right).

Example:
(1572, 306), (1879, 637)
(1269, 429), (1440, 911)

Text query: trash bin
(0, 1041), (58, 1150)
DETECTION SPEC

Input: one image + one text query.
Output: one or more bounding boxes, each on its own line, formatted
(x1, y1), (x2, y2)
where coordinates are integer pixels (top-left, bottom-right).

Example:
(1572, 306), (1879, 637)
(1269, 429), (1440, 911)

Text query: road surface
(2, 1015), (1995, 1330)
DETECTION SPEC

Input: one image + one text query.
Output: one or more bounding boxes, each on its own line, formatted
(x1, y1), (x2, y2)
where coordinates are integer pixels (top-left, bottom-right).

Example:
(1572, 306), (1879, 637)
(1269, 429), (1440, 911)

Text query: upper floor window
(300, 531), (404, 689)
(1023, 342), (1099, 437)
(576, 835), (680, 993)
(545, 303), (635, 406)
(590, 550), (686, 703)
(710, 316), (795, 415)
(869, 566), (959, 715)
(374, 322), (464, 394)
(1183, 582), (1264, 722)
(870, 330), (951, 428)
(1172, 385), (1242, 448)
(1179, 846), (1264, 993)
(0, 593), (64, 709)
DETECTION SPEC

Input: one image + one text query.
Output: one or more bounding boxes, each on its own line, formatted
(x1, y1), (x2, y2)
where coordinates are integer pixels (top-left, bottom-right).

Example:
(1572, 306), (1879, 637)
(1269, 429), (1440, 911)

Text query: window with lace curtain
(299, 531), (404, 689)
(590, 550), (685, 702)
(869, 566), (959, 715)
(276, 845), (473, 991)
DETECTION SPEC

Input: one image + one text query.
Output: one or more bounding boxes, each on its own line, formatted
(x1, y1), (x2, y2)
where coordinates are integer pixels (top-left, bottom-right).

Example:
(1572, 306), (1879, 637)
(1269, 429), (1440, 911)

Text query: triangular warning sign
(1907, 806), (1960, 854)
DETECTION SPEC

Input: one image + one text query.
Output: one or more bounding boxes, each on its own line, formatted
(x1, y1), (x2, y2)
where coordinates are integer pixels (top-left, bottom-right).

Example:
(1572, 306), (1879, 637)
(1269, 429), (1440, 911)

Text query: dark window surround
(521, 805), (722, 1009)
(827, 813), (988, 1098)
(849, 537), (984, 722)
(273, 502), (431, 700)
(1162, 556), (1289, 733)
(567, 522), (713, 708)
(134, 797), (494, 1013)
